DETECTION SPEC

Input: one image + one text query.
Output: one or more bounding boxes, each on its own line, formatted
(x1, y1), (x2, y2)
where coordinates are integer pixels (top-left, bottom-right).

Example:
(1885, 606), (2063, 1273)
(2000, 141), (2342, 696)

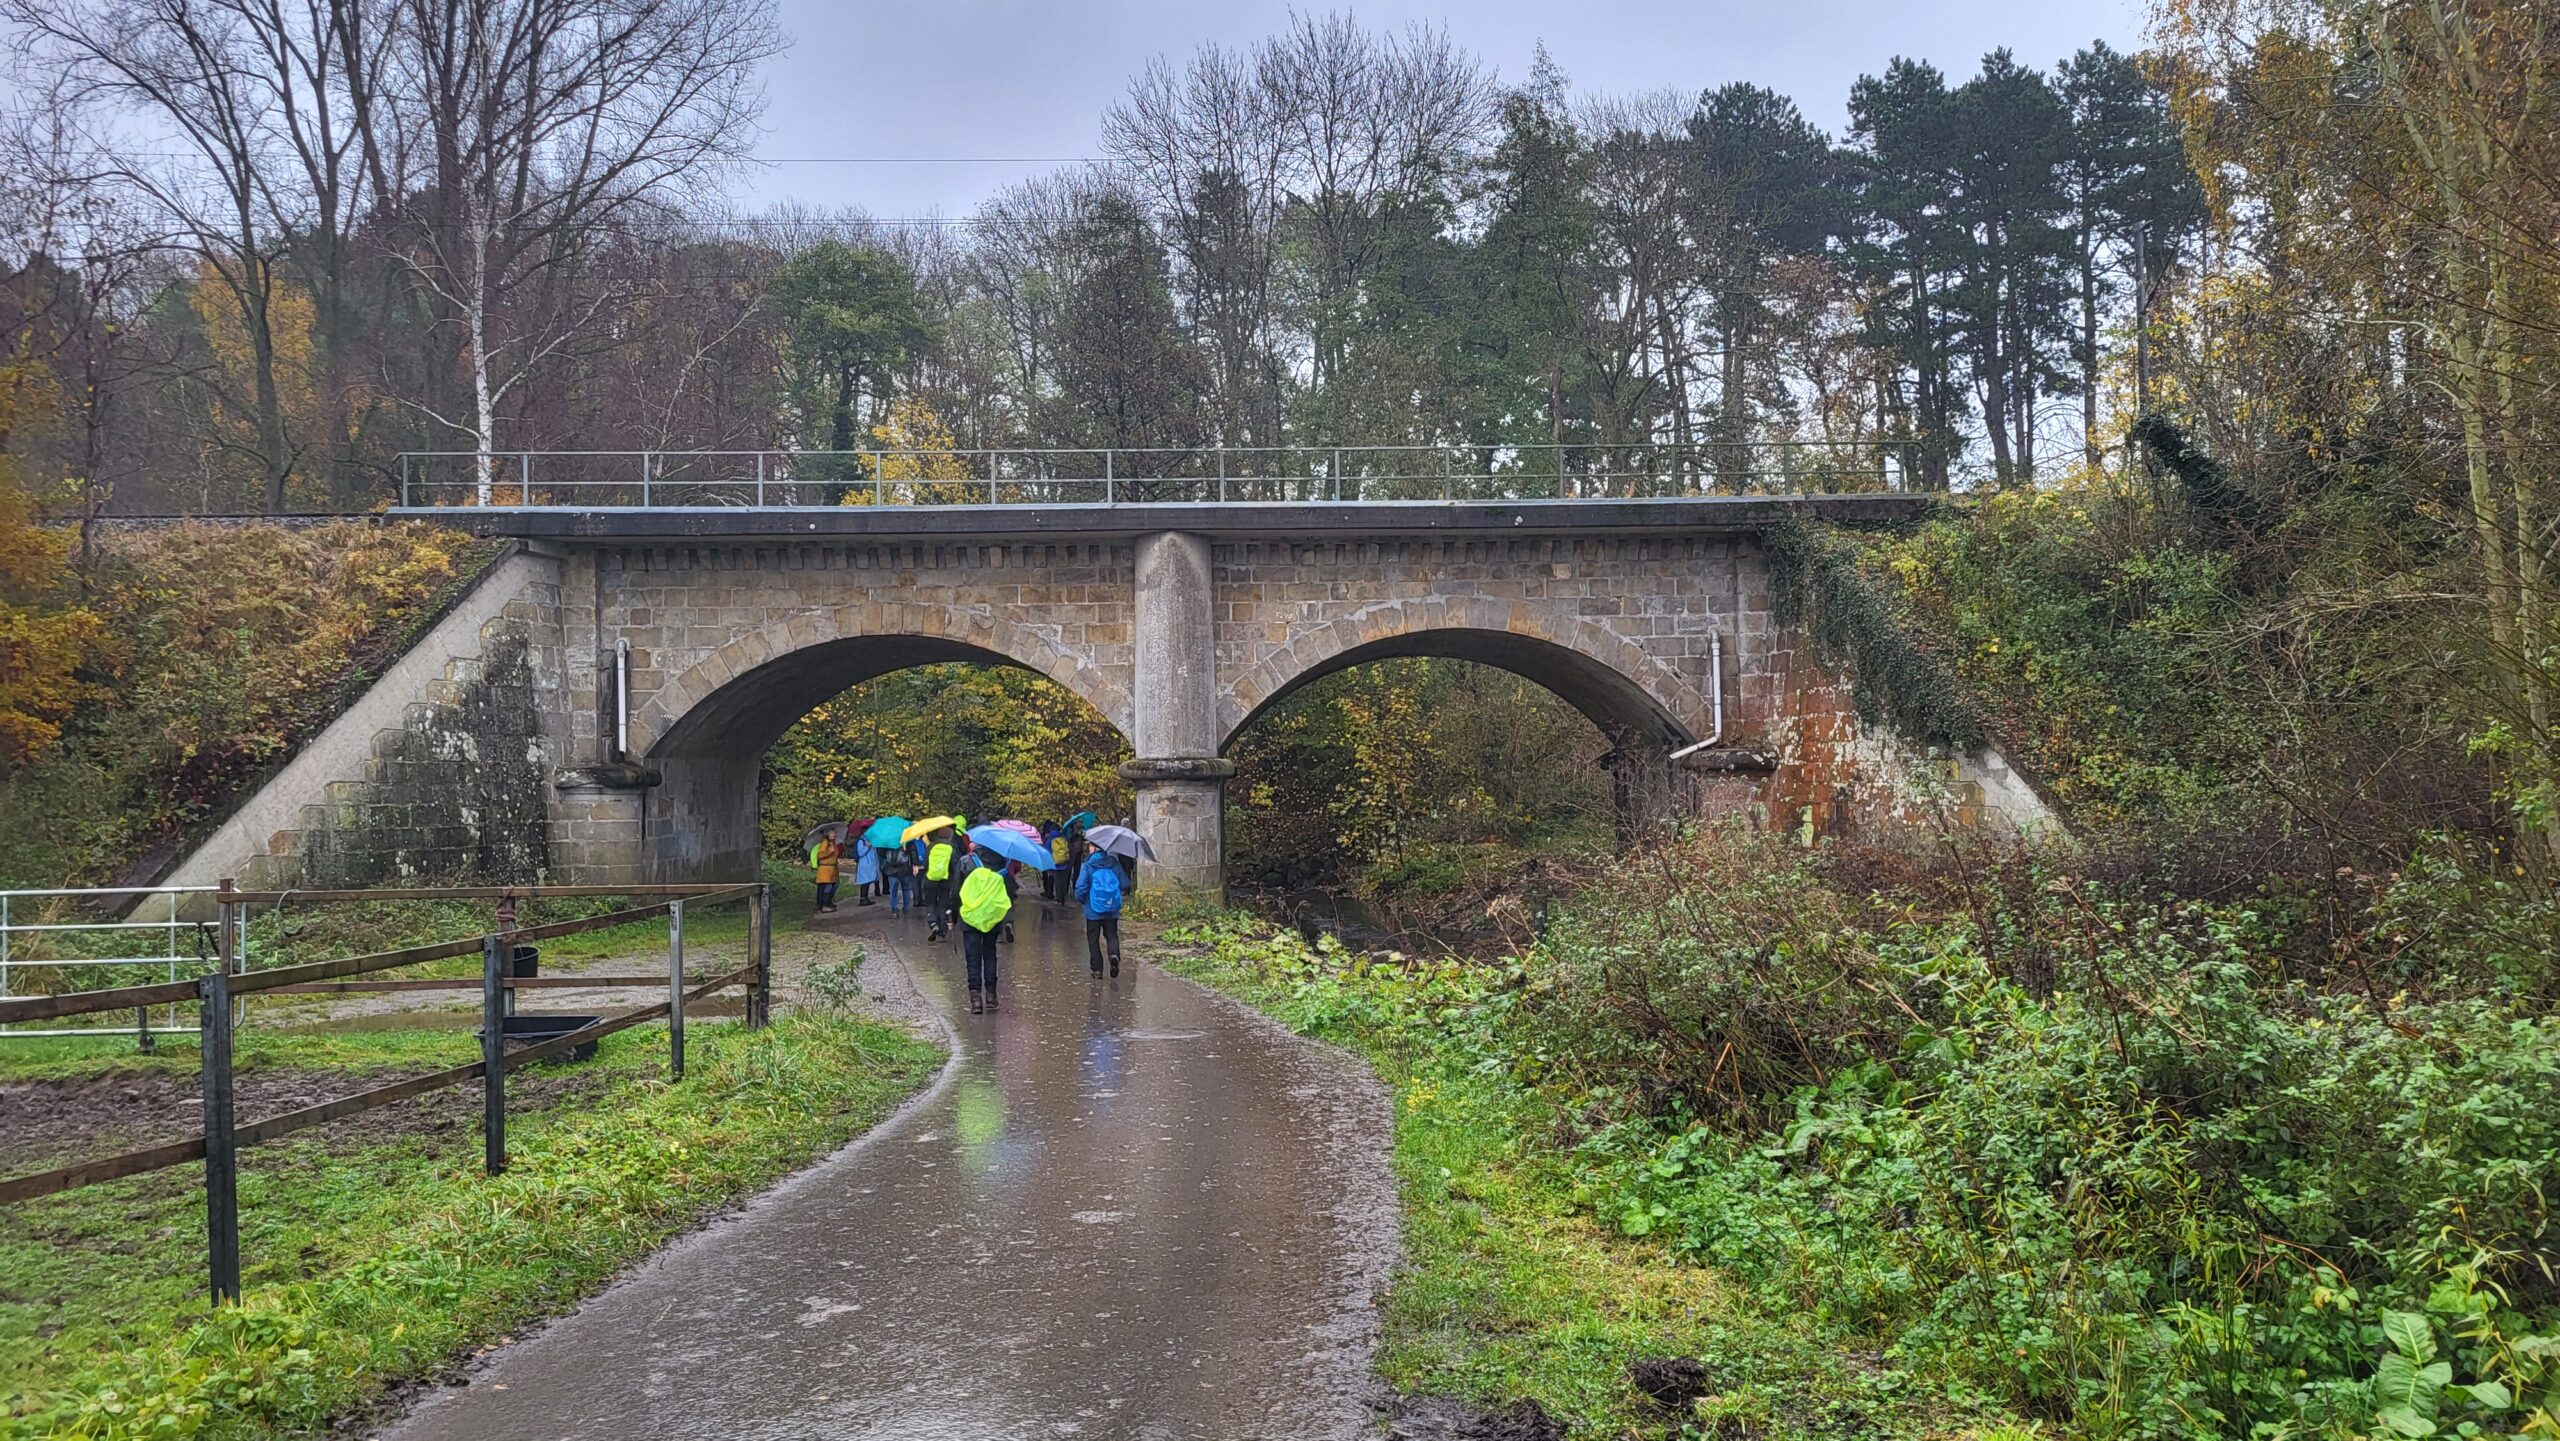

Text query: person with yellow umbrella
(903, 815), (963, 941)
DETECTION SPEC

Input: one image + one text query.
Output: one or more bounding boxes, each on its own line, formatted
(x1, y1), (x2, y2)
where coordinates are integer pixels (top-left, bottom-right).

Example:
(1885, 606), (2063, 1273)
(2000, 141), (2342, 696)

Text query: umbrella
(1064, 811), (1099, 832)
(992, 819), (1042, 842)
(800, 821), (848, 854)
(901, 815), (960, 844)
(967, 824), (1055, 871)
(1085, 824), (1156, 863)
(861, 816), (910, 850)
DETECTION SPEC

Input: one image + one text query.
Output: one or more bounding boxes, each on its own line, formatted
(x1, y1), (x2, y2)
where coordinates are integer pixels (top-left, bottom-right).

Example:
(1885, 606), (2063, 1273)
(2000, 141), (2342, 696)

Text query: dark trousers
(921, 880), (952, 933)
(815, 881), (838, 910)
(964, 925), (1000, 991)
(1086, 915), (1122, 974)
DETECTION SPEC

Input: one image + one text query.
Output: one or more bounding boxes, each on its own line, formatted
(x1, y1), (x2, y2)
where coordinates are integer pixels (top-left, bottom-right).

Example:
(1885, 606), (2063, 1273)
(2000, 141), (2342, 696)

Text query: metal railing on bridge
(395, 440), (1929, 509)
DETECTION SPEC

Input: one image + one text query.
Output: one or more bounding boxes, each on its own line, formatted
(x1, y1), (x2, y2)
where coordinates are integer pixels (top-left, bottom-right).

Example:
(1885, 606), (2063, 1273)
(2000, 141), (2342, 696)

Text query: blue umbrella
(967, 824), (1056, 871)
(1064, 811), (1099, 832)
(861, 816), (910, 850)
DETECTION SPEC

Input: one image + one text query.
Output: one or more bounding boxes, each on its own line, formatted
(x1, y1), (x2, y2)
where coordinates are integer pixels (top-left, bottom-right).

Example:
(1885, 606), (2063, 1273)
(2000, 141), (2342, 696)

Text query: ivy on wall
(1763, 516), (1986, 752)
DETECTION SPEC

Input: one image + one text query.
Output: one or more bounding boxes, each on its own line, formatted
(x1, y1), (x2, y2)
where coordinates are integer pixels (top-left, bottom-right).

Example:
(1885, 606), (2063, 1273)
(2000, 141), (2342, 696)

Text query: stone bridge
(156, 499), (2051, 898)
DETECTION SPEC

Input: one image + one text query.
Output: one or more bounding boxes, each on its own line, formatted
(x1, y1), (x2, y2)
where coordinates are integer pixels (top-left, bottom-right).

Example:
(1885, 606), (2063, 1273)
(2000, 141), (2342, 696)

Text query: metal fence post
(641, 452), (652, 507)
(200, 961), (239, 1303)
(1104, 449), (1114, 505)
(667, 899), (686, 1082)
(1218, 446), (1227, 503)
(756, 451), (767, 507)
(750, 884), (773, 1030)
(481, 935), (506, 1176)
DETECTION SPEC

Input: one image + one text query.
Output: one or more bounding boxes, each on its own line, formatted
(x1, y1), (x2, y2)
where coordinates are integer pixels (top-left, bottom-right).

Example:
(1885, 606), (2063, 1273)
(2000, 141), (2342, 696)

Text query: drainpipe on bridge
(1119, 532), (1231, 898)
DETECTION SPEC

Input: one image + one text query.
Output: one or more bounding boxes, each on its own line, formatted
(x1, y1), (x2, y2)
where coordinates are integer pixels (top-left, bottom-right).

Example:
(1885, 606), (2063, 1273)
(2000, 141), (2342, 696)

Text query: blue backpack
(1083, 858), (1125, 916)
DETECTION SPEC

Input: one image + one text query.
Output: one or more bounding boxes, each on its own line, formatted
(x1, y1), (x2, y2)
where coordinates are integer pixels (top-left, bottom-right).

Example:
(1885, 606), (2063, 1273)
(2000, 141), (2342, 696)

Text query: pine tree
(1942, 50), (2076, 485)
(1685, 83), (1840, 481)
(2056, 41), (2206, 464)
(1846, 59), (1967, 487)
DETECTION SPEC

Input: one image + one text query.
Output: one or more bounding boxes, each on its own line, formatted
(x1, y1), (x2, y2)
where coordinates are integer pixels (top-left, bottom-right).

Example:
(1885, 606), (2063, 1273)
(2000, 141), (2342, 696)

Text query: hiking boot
(967, 987), (984, 1014)
(1109, 959), (1120, 977)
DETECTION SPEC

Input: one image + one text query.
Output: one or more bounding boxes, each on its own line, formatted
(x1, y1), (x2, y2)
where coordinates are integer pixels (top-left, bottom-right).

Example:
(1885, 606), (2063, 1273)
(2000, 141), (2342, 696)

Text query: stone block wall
(582, 541), (1142, 755)
(557, 541), (1141, 885)
(1211, 534), (1772, 752)
(1751, 604), (2057, 843)
(160, 548), (571, 893)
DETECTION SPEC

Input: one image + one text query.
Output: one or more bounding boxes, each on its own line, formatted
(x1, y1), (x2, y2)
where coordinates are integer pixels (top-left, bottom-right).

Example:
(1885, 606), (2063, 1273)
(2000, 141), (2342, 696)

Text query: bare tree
(0, 93), (183, 555)
(2, 0), (349, 510)
(1103, 43), (1288, 448)
(360, 0), (782, 501)
(964, 171), (1115, 440)
(1255, 13), (1493, 438)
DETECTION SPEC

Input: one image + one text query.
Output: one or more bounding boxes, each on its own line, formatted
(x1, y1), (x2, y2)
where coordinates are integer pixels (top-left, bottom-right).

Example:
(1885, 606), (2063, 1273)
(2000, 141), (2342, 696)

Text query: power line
(758, 156), (1104, 165)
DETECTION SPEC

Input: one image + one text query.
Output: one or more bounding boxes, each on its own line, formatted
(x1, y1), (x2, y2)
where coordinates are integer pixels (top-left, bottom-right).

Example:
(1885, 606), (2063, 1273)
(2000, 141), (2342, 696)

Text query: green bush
(1178, 827), (2560, 1440)
(1568, 881), (2560, 1438)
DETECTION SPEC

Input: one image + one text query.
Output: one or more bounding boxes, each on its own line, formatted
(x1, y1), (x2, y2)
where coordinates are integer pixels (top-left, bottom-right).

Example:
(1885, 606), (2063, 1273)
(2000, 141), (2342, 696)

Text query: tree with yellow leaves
(189, 265), (323, 512)
(0, 361), (105, 768)
(844, 397), (986, 507)
(2159, 0), (2560, 863)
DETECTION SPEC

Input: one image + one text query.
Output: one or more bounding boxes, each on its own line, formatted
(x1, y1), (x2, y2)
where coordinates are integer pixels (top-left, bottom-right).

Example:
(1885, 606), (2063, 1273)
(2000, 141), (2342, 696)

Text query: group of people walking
(808, 815), (1135, 1014)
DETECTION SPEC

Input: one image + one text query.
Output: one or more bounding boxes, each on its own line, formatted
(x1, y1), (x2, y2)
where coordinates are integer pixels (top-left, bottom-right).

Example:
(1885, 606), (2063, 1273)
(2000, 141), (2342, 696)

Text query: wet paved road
(380, 900), (1398, 1440)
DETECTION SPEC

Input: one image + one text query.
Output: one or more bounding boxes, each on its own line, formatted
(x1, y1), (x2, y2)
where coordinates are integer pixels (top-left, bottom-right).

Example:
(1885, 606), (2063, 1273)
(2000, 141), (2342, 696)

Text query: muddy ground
(0, 1054), (619, 1175)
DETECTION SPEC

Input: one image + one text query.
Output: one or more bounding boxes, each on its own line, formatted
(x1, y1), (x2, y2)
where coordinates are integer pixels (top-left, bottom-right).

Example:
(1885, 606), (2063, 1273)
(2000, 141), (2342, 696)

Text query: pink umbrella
(992, 819), (1042, 841)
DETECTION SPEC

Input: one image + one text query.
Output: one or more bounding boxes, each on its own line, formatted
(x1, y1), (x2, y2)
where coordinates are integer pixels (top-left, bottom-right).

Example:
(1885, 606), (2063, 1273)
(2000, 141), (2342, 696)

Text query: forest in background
(0, 0), (2552, 887)
(0, 1), (2197, 525)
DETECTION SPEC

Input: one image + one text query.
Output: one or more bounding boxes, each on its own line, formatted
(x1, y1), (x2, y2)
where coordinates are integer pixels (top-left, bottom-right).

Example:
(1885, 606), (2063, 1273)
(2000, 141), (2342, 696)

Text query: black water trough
(481, 1013), (602, 1065)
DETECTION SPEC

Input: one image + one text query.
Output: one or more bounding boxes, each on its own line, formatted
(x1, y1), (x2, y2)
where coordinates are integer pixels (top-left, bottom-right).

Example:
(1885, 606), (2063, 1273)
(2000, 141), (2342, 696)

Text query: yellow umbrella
(900, 815), (959, 844)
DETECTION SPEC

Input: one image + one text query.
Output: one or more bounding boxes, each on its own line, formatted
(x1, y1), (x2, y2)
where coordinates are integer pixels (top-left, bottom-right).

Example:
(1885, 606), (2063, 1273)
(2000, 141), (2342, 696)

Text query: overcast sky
(739, 0), (2149, 219)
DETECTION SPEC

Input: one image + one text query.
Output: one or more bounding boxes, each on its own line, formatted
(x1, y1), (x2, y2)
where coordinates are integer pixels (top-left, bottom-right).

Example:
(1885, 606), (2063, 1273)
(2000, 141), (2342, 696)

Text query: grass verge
(1, 1007), (939, 1440)
(1158, 914), (1999, 1441)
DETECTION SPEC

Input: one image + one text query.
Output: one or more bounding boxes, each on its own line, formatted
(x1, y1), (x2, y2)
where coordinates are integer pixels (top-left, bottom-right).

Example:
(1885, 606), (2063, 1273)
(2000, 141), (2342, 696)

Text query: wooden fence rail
(0, 881), (775, 1304)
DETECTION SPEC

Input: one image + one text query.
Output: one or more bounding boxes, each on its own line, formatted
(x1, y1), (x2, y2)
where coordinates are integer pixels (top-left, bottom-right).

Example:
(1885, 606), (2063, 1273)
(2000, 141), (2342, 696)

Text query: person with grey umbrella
(1072, 845), (1126, 977)
(1075, 824), (1154, 978)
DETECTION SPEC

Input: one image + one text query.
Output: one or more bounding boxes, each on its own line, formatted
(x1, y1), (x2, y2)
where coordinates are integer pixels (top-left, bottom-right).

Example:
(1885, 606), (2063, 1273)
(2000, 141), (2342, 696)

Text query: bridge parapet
(395, 440), (1932, 512)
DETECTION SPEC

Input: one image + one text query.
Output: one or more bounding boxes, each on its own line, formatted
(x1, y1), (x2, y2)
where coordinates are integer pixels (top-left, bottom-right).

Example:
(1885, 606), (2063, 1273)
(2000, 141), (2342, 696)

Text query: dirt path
(376, 896), (1401, 1440)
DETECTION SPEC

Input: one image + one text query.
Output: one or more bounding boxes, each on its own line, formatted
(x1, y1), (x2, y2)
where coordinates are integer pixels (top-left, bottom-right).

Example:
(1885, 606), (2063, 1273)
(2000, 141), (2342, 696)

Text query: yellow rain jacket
(959, 865), (1012, 933)
(926, 842), (953, 881)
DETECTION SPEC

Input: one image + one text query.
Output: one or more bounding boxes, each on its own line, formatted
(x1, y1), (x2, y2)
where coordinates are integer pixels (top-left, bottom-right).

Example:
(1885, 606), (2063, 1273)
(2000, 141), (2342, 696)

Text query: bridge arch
(1218, 597), (1712, 755)
(637, 603), (1137, 761)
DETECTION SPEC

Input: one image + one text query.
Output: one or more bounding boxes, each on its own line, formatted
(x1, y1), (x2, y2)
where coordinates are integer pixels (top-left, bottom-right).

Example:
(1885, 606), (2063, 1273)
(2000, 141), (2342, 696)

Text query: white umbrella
(1084, 824), (1156, 862)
